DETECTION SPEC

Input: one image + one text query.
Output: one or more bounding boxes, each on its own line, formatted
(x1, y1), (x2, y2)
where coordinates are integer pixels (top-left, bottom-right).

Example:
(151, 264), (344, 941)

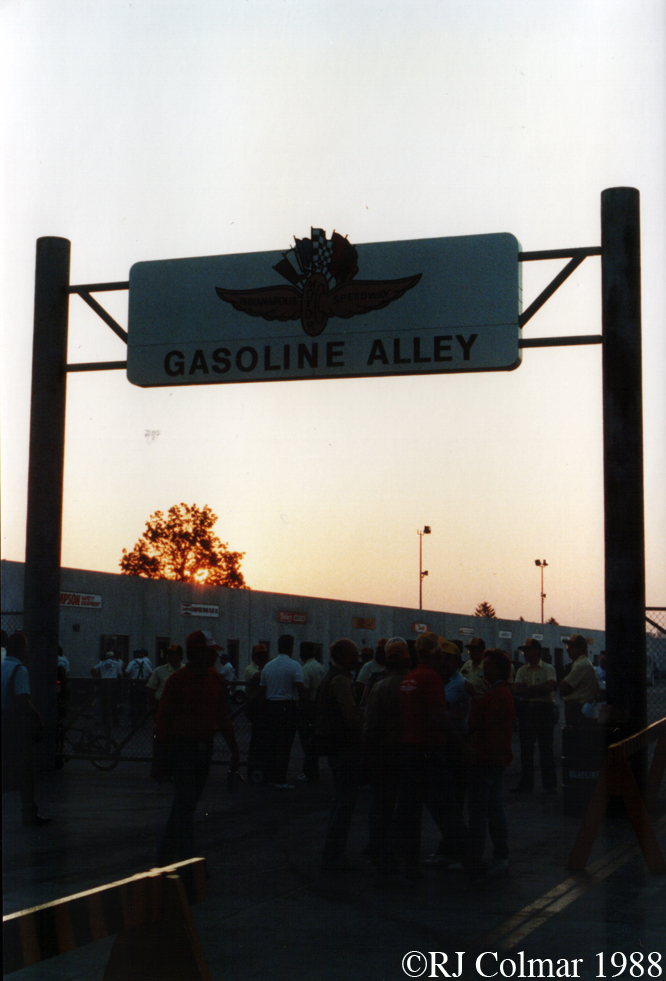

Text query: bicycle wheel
(247, 764), (266, 784)
(89, 735), (120, 770)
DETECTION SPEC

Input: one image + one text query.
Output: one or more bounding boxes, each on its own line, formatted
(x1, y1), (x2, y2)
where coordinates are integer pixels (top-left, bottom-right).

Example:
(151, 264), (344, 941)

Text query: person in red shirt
(466, 648), (515, 878)
(393, 633), (459, 882)
(152, 630), (240, 866)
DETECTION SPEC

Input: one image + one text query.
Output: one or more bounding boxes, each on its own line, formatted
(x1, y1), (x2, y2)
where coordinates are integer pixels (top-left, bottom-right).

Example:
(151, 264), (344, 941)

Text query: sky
(1, 0), (665, 632)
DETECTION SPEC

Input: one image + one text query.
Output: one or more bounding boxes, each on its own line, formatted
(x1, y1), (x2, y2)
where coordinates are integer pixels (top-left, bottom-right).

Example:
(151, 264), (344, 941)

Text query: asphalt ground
(2, 733), (666, 981)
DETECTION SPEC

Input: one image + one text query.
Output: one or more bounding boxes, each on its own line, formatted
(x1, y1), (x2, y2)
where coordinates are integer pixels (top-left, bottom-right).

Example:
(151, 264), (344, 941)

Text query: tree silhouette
(120, 503), (247, 588)
(474, 601), (497, 618)
(546, 616), (559, 625)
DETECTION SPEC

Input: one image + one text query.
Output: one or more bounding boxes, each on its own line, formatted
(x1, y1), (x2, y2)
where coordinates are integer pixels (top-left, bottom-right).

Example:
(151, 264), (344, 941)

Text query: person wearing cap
(297, 641), (327, 784)
(152, 629), (240, 865)
(91, 650), (124, 679)
(461, 638), (490, 697)
(147, 644), (184, 707)
(259, 634), (306, 789)
(559, 634), (599, 726)
(315, 638), (363, 870)
(512, 639), (558, 793)
(394, 632), (457, 882)
(363, 637), (412, 878)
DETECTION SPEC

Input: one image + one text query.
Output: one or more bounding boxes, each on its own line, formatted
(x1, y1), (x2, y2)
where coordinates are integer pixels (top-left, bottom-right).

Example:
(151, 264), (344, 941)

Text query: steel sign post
(601, 188), (647, 752)
(126, 232), (522, 387)
(24, 236), (71, 758)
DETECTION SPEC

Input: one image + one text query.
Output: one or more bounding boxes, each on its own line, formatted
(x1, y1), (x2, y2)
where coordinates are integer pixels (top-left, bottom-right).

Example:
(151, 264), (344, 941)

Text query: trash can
(561, 725), (607, 816)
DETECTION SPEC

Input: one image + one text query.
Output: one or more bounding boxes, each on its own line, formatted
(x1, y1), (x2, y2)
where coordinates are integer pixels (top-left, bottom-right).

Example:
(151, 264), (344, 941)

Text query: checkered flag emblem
(311, 228), (334, 282)
(217, 225), (421, 338)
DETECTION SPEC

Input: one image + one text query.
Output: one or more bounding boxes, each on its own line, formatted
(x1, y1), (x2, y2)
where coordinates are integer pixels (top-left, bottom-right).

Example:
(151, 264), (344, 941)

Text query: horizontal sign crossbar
(519, 335), (602, 348)
(518, 247), (601, 262)
(67, 282), (129, 293)
(66, 361), (128, 372)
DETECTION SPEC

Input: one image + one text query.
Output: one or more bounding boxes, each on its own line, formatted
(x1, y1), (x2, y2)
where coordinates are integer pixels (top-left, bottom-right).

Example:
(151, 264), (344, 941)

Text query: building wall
(1, 559), (607, 677)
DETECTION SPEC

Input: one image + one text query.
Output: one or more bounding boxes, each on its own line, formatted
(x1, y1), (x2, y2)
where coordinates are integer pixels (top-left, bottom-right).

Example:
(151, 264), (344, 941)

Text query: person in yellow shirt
(512, 639), (558, 793)
(559, 634), (599, 726)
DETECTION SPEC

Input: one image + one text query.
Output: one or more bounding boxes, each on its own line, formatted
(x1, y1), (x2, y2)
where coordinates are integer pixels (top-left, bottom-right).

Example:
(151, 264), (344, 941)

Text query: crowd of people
(148, 628), (600, 882)
(1, 626), (601, 883)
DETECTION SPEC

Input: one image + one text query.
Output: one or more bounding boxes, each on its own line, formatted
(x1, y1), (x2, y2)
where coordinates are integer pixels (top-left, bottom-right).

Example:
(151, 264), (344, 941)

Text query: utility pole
(418, 525), (431, 610)
(535, 559), (548, 624)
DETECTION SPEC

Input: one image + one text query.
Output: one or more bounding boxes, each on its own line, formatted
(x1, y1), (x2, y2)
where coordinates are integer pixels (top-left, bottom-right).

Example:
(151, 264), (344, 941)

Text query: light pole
(418, 526), (431, 610)
(535, 559), (548, 624)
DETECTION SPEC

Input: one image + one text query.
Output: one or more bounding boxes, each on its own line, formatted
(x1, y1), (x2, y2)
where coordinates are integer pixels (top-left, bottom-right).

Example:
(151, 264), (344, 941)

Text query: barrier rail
(3, 857), (212, 981)
(566, 717), (666, 874)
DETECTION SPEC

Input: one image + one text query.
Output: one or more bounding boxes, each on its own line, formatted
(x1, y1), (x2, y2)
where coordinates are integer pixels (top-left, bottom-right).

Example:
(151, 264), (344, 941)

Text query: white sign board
(127, 231), (521, 387)
(181, 603), (219, 618)
(60, 591), (102, 609)
(278, 611), (307, 624)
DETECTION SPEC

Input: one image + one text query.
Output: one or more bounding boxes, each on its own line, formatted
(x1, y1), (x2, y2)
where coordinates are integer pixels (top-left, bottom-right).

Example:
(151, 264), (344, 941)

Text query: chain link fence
(56, 678), (256, 772)
(1, 611), (23, 635)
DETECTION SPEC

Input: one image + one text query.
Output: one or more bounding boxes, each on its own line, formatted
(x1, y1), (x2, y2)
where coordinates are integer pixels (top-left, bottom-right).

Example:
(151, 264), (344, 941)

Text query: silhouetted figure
(297, 641), (326, 783)
(425, 640), (471, 869)
(91, 650), (123, 726)
(363, 637), (410, 878)
(559, 634), (599, 726)
(152, 630), (239, 865)
(461, 637), (489, 698)
(466, 648), (515, 878)
(1, 632), (50, 826)
(147, 644), (184, 710)
(316, 639), (363, 871)
(244, 643), (270, 779)
(259, 634), (305, 789)
(125, 649), (153, 724)
(512, 638), (558, 793)
(394, 633), (455, 882)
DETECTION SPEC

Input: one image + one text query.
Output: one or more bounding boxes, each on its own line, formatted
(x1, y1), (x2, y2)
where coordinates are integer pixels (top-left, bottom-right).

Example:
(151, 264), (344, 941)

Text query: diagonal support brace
(69, 289), (128, 343)
(519, 252), (590, 328)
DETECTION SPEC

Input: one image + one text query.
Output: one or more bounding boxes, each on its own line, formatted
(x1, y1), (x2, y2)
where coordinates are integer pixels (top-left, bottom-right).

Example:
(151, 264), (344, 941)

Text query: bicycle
(57, 713), (120, 771)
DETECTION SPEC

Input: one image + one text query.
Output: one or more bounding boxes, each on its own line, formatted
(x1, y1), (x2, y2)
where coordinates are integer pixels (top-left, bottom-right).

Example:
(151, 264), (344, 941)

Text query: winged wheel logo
(216, 228), (422, 337)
